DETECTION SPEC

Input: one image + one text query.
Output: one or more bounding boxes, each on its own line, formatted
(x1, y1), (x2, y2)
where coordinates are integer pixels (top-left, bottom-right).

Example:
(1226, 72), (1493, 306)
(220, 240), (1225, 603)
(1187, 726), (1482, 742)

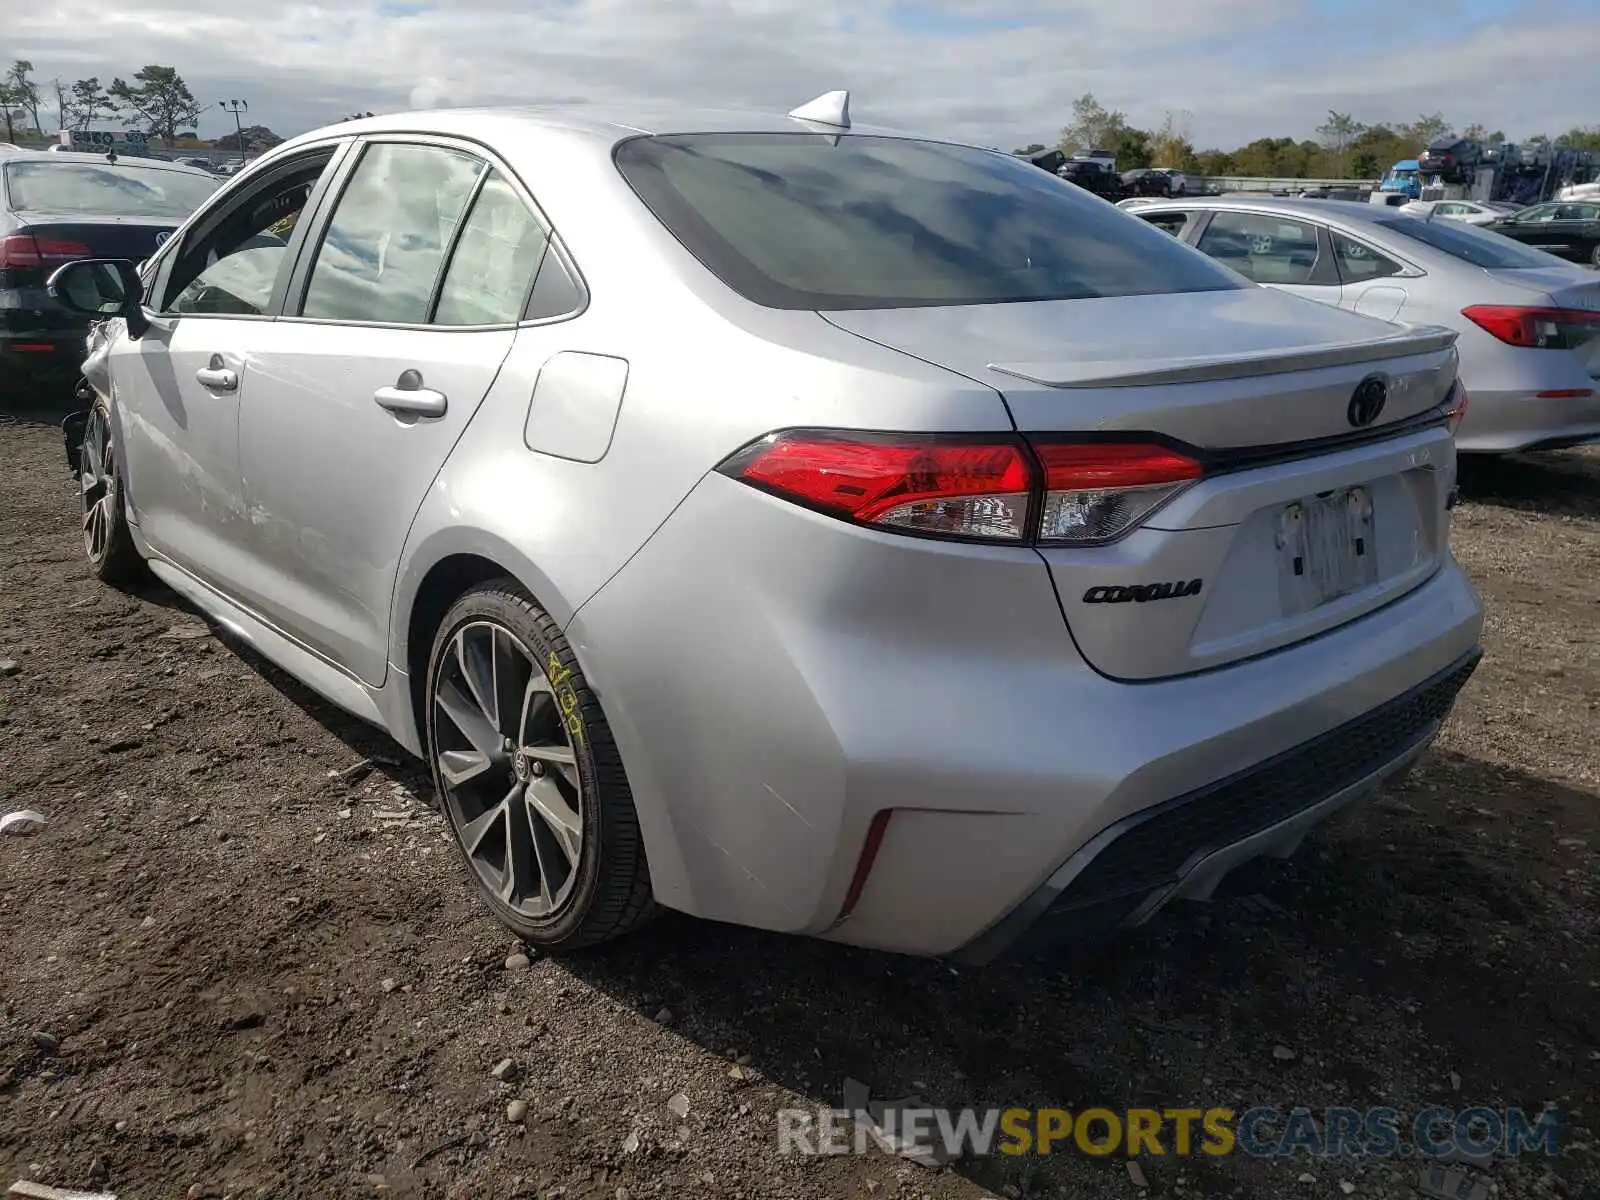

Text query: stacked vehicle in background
(1375, 138), (1598, 210)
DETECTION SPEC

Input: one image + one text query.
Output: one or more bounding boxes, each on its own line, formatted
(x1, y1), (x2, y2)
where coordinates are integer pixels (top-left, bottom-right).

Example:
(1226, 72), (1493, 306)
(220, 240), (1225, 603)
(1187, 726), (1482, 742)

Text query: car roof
(0, 149), (218, 177)
(1133, 195), (1406, 226)
(272, 103), (943, 160)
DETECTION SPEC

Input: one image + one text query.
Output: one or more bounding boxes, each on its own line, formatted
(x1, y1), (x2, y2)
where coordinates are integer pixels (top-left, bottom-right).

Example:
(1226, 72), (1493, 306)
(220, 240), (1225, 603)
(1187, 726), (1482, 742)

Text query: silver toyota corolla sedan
(1127, 196), (1600, 454)
(49, 98), (1484, 961)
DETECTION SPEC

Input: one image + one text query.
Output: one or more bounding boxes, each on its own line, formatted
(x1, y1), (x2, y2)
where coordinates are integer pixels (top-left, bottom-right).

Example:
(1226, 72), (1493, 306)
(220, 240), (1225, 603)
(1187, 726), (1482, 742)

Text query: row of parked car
(1112, 193), (1600, 453)
(0, 96), (1585, 963)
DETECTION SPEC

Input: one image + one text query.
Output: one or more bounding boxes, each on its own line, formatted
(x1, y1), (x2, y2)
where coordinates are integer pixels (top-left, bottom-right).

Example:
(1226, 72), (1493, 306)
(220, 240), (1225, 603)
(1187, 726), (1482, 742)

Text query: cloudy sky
(8, 0), (1599, 151)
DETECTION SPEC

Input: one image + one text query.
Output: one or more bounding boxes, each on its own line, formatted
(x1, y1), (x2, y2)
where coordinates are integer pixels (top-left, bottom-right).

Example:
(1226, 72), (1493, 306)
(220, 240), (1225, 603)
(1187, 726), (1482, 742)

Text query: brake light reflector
(0, 235), (93, 270)
(1031, 441), (1204, 545)
(1462, 304), (1600, 350)
(719, 431), (1034, 541)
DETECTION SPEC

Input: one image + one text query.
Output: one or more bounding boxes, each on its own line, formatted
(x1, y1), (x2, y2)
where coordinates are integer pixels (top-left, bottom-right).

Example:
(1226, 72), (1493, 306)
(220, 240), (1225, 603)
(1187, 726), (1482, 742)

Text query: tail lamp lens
(1031, 441), (1203, 545)
(1462, 305), (1600, 351)
(0, 235), (93, 270)
(720, 432), (1033, 540)
(718, 432), (1205, 545)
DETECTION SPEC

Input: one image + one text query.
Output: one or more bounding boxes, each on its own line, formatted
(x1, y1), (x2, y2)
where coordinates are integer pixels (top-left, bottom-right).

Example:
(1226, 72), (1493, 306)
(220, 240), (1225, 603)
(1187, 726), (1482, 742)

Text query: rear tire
(1589, 242), (1600, 268)
(425, 579), (656, 950)
(80, 401), (146, 586)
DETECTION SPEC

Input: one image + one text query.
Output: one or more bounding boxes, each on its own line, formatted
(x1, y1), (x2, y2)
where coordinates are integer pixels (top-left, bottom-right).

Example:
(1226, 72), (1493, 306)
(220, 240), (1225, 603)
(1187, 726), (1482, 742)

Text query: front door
(112, 146), (344, 593)
(236, 139), (557, 685)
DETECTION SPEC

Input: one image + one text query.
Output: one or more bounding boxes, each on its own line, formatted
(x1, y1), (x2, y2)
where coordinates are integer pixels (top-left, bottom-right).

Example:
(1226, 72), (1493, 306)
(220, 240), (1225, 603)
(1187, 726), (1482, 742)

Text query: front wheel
(425, 580), (656, 949)
(1589, 241), (1600, 268)
(80, 401), (146, 585)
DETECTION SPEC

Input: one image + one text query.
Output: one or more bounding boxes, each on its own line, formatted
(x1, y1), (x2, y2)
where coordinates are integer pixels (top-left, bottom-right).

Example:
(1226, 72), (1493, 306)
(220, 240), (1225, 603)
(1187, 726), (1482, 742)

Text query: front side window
(3, 161), (217, 218)
(301, 142), (484, 324)
(1332, 234), (1402, 283)
(1377, 215), (1563, 269)
(434, 170), (550, 326)
(613, 133), (1243, 310)
(159, 152), (335, 316)
(1195, 211), (1326, 285)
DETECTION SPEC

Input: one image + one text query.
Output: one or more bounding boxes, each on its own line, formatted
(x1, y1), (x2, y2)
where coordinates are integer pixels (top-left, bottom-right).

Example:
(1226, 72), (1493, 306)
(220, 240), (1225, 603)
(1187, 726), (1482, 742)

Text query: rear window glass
(3, 161), (218, 219)
(1376, 215), (1561, 269)
(613, 133), (1245, 310)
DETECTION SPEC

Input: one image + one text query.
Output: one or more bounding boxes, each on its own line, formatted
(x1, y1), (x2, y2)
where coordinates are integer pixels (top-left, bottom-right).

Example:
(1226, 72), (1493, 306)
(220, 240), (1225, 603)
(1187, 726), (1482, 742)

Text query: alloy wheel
(80, 408), (117, 564)
(432, 620), (584, 917)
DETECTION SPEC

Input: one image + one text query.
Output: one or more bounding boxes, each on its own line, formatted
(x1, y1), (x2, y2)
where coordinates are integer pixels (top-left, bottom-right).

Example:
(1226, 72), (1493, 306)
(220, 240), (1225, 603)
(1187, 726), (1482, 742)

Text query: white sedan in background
(1128, 196), (1600, 454)
(1401, 198), (1521, 226)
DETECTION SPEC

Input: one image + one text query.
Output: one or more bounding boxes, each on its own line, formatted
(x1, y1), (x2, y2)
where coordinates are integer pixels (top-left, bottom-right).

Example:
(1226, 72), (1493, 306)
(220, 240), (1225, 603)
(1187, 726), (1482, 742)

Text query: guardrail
(1190, 175), (1381, 195)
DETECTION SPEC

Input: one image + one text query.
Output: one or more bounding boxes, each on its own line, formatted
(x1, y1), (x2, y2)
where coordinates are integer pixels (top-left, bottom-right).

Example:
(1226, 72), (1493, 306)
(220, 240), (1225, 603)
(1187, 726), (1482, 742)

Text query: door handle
(374, 370), (447, 418)
(195, 366), (238, 391)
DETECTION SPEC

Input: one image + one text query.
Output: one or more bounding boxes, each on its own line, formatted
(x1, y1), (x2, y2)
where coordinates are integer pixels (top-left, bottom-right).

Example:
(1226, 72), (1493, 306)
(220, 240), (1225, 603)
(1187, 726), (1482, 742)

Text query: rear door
(1328, 229), (1410, 322)
(1191, 208), (1344, 310)
(235, 136), (555, 685)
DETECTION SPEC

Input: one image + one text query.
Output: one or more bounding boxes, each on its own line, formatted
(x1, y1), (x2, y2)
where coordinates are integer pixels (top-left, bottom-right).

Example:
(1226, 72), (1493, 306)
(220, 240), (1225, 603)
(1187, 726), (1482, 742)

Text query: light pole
(219, 99), (249, 164)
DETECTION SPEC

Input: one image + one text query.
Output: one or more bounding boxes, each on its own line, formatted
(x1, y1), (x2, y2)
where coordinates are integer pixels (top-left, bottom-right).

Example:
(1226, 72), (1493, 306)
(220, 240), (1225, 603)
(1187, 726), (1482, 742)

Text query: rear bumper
(1454, 383), (1600, 454)
(957, 647), (1480, 962)
(570, 472), (1486, 958)
(0, 327), (89, 380)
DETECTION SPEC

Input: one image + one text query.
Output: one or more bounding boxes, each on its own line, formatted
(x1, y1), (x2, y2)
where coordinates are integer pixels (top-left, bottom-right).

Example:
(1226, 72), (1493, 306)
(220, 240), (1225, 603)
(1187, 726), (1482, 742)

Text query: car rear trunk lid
(822, 287), (1461, 680)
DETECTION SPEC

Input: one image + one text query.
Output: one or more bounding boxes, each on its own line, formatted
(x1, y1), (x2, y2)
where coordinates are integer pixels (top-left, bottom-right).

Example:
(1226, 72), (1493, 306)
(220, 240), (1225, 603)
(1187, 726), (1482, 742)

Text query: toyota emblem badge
(1348, 376), (1388, 428)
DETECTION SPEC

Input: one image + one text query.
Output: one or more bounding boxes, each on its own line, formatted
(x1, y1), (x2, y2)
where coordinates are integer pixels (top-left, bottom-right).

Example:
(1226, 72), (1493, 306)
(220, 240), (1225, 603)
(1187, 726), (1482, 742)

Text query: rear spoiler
(989, 325), (1458, 389)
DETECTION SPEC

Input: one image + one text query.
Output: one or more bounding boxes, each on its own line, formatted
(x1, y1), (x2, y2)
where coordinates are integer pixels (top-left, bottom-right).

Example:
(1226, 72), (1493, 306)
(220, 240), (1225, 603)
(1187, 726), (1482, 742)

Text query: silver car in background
(1128, 197), (1600, 454)
(51, 101), (1482, 961)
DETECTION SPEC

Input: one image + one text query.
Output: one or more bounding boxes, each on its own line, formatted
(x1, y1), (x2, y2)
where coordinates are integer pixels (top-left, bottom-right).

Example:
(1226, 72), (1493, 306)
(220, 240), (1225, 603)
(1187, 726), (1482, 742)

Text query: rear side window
(613, 133), (1243, 310)
(1376, 216), (1560, 269)
(300, 142), (483, 324)
(1196, 211), (1325, 285)
(1136, 211), (1193, 238)
(434, 170), (550, 326)
(1332, 234), (1402, 283)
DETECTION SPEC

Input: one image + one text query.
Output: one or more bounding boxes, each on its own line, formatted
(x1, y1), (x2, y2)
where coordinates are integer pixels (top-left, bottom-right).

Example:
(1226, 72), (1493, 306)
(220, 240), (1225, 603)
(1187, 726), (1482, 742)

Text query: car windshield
(614, 133), (1244, 310)
(3, 160), (218, 218)
(1376, 215), (1563, 269)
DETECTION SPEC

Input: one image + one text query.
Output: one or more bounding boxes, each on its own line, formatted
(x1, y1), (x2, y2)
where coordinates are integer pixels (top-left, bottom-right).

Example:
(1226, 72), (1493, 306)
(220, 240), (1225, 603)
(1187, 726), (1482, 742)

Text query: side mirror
(47, 258), (150, 339)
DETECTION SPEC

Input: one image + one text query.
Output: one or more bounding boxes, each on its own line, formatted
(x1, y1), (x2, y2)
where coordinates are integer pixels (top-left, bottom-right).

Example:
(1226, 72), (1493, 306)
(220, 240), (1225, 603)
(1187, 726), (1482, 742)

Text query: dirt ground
(2, 399), (1596, 1200)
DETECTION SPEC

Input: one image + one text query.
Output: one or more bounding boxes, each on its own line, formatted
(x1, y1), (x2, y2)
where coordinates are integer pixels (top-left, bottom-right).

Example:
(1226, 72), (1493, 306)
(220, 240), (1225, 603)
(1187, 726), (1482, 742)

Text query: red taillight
(720, 431), (1036, 541)
(1031, 440), (1204, 545)
(0, 234), (93, 270)
(1462, 304), (1600, 350)
(719, 431), (1209, 545)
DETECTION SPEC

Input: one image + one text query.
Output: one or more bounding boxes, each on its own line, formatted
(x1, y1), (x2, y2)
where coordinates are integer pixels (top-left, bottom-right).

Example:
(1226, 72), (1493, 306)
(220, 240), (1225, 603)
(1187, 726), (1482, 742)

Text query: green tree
(1315, 110), (1366, 176)
(1400, 112), (1452, 147)
(0, 83), (21, 143)
(1193, 148), (1235, 176)
(1559, 125), (1600, 151)
(1103, 126), (1152, 170)
(1058, 93), (1129, 155)
(5, 61), (42, 134)
(110, 65), (203, 142)
(65, 77), (112, 131)
(1150, 110), (1197, 171)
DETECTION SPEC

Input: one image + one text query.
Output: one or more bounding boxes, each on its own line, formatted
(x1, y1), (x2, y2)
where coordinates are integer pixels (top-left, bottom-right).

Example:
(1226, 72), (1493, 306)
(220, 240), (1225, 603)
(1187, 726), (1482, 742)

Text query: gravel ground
(2, 401), (1597, 1200)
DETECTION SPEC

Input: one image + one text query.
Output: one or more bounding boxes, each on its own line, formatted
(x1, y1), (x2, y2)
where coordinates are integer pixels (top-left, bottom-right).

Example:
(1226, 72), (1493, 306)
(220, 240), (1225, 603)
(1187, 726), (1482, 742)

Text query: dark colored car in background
(1, 151), (218, 392)
(1417, 137), (1482, 184)
(1486, 200), (1600, 268)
